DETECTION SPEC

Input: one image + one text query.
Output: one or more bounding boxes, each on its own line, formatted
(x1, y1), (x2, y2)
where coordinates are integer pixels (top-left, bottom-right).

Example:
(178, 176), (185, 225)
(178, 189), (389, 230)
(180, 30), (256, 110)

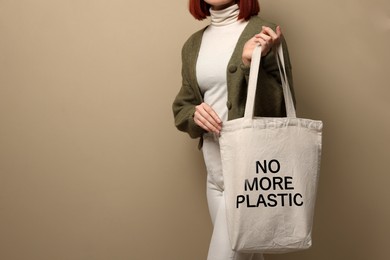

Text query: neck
(209, 4), (240, 26)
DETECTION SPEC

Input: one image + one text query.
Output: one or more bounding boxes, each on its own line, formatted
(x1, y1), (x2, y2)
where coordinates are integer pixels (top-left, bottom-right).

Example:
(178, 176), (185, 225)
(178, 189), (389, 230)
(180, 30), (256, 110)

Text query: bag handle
(243, 44), (296, 119)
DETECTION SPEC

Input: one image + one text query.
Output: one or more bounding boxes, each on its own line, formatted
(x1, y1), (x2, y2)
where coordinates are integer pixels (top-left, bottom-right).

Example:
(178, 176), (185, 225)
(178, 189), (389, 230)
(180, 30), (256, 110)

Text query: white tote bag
(220, 45), (322, 253)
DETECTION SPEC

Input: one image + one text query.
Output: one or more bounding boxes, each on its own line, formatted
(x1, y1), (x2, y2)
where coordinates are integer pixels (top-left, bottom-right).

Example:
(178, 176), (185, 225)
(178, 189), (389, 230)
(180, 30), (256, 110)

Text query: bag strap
(244, 45), (296, 119)
(276, 45), (296, 118)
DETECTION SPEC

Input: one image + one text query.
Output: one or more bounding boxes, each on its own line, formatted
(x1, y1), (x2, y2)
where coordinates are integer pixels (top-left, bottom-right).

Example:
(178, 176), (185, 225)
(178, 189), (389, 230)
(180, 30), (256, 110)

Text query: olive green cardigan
(172, 16), (295, 143)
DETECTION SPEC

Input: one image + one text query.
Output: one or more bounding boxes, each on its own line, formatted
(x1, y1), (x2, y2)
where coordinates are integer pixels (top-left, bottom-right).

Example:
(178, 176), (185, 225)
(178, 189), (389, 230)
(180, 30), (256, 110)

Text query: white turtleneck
(196, 4), (249, 122)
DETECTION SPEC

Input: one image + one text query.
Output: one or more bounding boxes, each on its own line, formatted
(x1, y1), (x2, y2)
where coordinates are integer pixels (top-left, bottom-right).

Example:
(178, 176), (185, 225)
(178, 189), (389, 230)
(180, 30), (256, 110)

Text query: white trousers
(202, 134), (264, 260)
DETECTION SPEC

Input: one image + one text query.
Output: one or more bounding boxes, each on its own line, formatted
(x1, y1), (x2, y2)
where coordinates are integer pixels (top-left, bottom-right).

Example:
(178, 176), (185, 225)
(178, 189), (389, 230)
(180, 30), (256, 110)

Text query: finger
(196, 104), (222, 131)
(256, 38), (271, 56)
(251, 36), (261, 48)
(256, 33), (272, 43)
(274, 26), (283, 46)
(256, 37), (268, 48)
(276, 25), (282, 38)
(201, 103), (222, 126)
(261, 26), (278, 41)
(194, 112), (213, 132)
(264, 25), (283, 47)
(194, 111), (220, 134)
(255, 33), (272, 48)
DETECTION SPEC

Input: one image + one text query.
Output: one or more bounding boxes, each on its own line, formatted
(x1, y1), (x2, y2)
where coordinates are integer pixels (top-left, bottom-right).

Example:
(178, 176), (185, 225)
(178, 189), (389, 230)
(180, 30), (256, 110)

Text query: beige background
(0, 0), (389, 259)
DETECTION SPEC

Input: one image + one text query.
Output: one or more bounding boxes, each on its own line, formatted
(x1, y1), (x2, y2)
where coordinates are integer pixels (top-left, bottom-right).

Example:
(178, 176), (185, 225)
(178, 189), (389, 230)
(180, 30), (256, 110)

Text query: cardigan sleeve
(172, 41), (206, 139)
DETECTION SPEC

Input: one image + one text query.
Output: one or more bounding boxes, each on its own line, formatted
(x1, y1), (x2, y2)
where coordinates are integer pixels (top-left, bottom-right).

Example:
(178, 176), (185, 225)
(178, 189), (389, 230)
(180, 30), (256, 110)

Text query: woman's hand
(242, 25), (282, 66)
(194, 103), (222, 134)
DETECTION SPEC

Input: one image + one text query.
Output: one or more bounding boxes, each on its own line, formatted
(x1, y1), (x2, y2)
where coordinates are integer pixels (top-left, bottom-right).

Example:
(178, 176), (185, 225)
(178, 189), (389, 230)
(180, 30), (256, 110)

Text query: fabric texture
(219, 45), (322, 253)
(203, 133), (264, 260)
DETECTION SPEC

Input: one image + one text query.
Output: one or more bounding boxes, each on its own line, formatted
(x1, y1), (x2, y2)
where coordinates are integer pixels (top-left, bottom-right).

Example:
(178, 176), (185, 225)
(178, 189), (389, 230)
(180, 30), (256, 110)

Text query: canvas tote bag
(219, 45), (322, 253)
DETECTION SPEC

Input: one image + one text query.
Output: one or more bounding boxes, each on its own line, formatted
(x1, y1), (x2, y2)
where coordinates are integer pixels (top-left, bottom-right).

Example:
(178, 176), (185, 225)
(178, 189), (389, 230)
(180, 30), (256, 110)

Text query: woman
(172, 1), (295, 259)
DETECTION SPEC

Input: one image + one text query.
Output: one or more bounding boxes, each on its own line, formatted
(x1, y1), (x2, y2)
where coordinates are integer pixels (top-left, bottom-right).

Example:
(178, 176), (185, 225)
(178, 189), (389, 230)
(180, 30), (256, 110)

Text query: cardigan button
(228, 64), (237, 73)
(226, 101), (232, 110)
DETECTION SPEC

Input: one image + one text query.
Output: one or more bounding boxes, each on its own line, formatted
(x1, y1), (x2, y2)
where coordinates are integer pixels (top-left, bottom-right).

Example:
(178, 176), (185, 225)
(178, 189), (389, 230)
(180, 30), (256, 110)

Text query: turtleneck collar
(209, 4), (240, 27)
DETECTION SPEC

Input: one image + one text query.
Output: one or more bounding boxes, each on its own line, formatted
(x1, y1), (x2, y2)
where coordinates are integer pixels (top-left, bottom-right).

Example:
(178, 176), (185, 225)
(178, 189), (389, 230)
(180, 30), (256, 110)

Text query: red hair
(189, 0), (260, 21)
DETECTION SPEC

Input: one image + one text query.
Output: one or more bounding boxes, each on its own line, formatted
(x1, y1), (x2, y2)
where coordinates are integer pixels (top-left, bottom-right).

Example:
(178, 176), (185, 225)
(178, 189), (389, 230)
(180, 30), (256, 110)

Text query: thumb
(276, 26), (282, 38)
